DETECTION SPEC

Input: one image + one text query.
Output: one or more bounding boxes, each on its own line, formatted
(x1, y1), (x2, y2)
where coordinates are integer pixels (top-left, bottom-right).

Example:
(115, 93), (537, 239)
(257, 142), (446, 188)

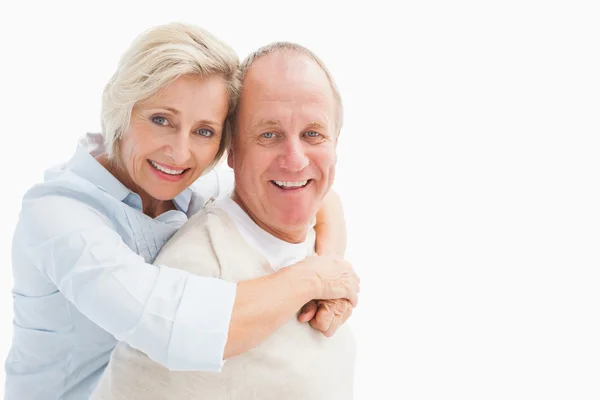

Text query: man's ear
(227, 149), (234, 168)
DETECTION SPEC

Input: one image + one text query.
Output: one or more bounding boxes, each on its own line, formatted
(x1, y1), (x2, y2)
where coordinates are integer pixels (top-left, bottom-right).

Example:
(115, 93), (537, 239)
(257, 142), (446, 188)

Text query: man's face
(229, 52), (338, 242)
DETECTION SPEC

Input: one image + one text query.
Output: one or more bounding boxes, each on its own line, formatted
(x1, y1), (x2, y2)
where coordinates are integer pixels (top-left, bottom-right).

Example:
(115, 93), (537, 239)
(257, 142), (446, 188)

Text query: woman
(5, 23), (359, 399)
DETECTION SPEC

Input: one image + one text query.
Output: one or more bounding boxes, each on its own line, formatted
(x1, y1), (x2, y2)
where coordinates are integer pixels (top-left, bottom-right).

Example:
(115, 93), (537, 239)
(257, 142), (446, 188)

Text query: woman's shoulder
(20, 140), (126, 219)
(23, 170), (109, 209)
(13, 171), (119, 249)
(18, 168), (122, 235)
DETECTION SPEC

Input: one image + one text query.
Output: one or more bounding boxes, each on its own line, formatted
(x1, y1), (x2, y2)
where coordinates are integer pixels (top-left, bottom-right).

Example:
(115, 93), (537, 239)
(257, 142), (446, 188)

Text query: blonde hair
(235, 42), (343, 133)
(101, 22), (240, 167)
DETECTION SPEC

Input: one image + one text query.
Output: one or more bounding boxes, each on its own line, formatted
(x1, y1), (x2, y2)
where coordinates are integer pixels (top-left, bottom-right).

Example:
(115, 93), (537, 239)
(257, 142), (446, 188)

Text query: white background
(1, 0), (599, 398)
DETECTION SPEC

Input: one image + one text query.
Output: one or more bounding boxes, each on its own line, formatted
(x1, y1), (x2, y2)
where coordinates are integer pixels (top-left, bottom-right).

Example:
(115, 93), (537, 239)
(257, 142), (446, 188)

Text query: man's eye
(261, 132), (275, 139)
(152, 116), (169, 126)
(305, 131), (321, 138)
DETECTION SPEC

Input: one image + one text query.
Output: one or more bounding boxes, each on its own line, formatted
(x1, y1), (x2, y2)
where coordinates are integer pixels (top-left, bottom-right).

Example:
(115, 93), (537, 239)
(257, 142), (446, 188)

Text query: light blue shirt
(5, 138), (237, 399)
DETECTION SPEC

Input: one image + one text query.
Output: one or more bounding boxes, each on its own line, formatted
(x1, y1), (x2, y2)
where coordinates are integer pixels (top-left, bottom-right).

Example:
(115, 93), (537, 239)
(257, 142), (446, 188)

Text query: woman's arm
(314, 189), (347, 256)
(16, 194), (236, 371)
(299, 189), (356, 336)
(226, 253), (358, 358)
(18, 194), (358, 370)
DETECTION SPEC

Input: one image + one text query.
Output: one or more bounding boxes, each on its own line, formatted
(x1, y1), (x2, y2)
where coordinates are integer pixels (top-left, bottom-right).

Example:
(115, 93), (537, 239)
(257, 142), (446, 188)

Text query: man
(93, 42), (356, 400)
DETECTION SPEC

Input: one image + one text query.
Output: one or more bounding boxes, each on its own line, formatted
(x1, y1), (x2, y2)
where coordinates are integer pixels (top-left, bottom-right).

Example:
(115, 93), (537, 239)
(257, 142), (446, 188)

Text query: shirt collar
(67, 134), (194, 213)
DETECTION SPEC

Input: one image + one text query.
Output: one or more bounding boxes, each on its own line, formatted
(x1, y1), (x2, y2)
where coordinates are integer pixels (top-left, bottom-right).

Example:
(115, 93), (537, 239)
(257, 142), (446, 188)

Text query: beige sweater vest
(92, 203), (356, 400)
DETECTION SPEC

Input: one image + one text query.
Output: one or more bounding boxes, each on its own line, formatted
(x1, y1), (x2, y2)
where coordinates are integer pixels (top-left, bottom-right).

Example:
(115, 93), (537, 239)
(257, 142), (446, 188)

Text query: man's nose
(278, 138), (309, 171)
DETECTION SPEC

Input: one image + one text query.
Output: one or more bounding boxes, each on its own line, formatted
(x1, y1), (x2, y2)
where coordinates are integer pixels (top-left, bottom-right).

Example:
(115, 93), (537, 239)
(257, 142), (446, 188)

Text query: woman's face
(117, 74), (229, 202)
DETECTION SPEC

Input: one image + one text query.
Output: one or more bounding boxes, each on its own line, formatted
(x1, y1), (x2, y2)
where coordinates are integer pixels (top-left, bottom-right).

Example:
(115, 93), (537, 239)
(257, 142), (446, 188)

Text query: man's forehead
(245, 95), (333, 123)
(252, 83), (333, 105)
(245, 51), (330, 92)
(242, 61), (335, 114)
(237, 50), (338, 134)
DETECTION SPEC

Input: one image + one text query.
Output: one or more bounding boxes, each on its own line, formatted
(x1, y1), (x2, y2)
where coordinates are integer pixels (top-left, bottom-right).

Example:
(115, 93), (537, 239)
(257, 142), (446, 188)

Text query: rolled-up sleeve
(168, 271), (236, 370)
(17, 194), (236, 371)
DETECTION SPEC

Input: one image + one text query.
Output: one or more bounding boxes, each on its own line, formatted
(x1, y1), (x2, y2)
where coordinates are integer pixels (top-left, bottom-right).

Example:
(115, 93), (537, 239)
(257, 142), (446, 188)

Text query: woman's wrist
(279, 261), (320, 303)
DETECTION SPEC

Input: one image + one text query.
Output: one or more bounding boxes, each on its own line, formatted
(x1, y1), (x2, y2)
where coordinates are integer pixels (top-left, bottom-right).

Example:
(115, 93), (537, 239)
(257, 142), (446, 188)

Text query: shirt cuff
(167, 275), (237, 371)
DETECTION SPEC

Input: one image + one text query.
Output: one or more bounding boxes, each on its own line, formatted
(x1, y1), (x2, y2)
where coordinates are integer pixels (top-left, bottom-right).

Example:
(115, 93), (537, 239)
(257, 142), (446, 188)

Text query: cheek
(188, 140), (223, 178)
(121, 128), (153, 160)
(313, 147), (337, 174)
(194, 140), (221, 162)
(240, 148), (273, 175)
(124, 142), (147, 171)
(235, 152), (272, 195)
(117, 136), (137, 167)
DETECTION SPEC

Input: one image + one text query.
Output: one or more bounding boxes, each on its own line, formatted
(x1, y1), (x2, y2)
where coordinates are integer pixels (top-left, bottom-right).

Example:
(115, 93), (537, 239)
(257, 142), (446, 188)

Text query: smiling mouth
(271, 180), (312, 190)
(148, 160), (189, 176)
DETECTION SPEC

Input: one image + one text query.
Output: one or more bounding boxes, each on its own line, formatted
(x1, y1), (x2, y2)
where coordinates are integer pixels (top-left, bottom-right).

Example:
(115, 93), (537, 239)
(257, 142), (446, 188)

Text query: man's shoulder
(154, 203), (235, 275)
(186, 164), (234, 216)
(176, 201), (231, 237)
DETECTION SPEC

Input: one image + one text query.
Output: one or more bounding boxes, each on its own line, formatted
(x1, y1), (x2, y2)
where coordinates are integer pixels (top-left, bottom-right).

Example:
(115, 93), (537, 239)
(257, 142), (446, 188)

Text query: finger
(324, 302), (353, 337)
(323, 316), (342, 337)
(297, 300), (318, 322)
(310, 302), (335, 332)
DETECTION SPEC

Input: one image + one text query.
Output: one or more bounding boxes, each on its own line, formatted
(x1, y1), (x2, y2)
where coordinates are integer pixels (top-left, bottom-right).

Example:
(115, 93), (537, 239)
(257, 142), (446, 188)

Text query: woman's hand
(294, 254), (359, 336)
(298, 254), (360, 306)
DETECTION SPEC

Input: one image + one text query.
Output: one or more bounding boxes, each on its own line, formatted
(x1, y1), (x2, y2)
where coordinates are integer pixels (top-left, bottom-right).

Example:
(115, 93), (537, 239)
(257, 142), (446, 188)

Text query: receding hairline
(239, 42), (327, 80)
(233, 42), (343, 134)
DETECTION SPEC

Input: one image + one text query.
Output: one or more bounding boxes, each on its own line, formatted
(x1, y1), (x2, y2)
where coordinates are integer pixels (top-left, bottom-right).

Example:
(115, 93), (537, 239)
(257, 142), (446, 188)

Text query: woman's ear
(227, 149), (234, 168)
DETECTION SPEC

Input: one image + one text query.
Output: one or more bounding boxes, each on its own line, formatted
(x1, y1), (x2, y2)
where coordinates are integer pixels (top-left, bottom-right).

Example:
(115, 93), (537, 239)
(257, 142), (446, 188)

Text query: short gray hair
(101, 22), (240, 166)
(234, 42), (343, 134)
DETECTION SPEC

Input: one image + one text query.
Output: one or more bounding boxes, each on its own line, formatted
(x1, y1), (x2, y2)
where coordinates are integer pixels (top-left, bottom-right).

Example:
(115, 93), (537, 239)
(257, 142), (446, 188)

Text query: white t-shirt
(216, 196), (316, 271)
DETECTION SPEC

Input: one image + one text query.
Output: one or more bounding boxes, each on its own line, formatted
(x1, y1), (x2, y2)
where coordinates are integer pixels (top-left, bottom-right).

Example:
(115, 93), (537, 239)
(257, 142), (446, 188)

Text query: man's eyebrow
(249, 119), (281, 132)
(304, 121), (327, 130)
(249, 120), (328, 131)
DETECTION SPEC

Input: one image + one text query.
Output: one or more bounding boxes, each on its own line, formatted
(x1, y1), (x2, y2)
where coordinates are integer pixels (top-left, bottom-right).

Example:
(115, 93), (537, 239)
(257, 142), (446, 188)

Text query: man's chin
(273, 211), (317, 230)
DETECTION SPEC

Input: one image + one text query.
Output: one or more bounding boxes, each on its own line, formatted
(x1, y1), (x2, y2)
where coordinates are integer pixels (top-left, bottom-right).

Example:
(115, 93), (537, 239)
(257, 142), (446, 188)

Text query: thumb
(297, 300), (318, 322)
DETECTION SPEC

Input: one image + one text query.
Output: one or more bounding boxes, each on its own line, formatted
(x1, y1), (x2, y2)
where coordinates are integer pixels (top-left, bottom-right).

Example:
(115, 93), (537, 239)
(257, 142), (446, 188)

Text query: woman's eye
(196, 128), (214, 137)
(152, 116), (169, 126)
(305, 131), (321, 138)
(261, 132), (275, 139)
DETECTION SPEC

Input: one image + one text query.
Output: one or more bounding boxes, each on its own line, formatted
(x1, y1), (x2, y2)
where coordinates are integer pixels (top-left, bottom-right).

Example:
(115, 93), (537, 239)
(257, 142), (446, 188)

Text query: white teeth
(273, 180), (308, 188)
(149, 160), (185, 175)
